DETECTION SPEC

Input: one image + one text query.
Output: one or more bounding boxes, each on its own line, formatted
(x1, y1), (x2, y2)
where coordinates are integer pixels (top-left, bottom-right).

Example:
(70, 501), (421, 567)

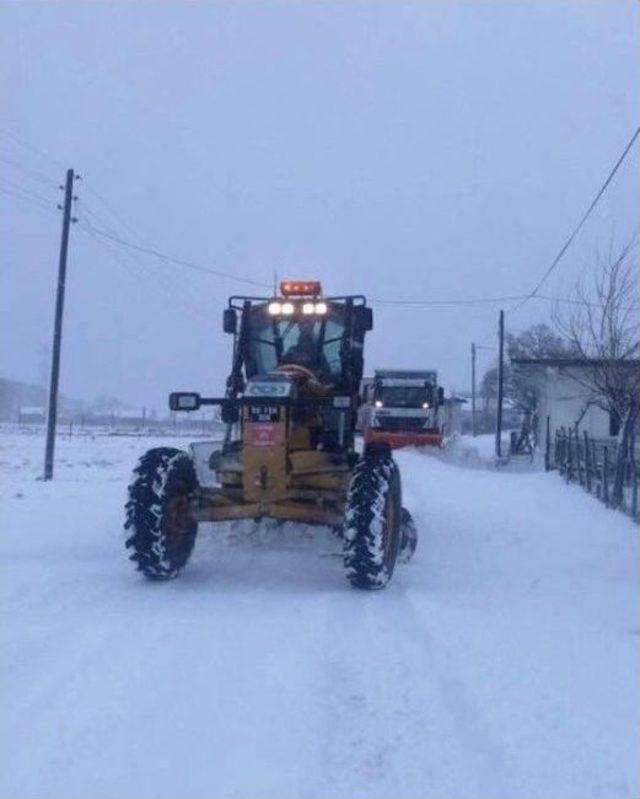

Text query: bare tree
(554, 238), (640, 507)
(480, 323), (575, 439)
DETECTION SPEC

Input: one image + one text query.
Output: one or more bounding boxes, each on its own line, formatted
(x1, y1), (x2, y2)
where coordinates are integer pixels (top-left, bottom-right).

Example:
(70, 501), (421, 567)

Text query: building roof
(512, 357), (639, 368)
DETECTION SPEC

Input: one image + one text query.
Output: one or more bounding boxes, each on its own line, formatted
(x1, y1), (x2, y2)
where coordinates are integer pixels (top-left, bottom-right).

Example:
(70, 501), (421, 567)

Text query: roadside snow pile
(442, 432), (542, 470)
(442, 433), (492, 466)
(1, 430), (638, 799)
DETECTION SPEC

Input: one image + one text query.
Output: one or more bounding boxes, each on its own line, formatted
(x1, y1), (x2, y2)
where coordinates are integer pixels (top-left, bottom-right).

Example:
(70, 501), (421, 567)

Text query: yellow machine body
(190, 400), (350, 527)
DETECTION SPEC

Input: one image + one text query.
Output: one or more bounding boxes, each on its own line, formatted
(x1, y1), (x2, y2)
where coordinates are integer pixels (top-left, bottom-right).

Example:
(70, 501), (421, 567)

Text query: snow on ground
(443, 432), (524, 467)
(450, 432), (504, 460)
(1, 430), (638, 799)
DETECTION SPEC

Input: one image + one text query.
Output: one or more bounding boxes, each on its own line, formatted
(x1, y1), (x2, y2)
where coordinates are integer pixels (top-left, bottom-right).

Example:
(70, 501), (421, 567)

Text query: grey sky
(1, 1), (638, 411)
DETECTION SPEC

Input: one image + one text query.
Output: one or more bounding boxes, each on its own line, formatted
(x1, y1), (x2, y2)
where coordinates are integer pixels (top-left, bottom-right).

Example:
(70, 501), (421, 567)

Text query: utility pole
(44, 168), (77, 480)
(471, 342), (477, 437)
(495, 309), (505, 458)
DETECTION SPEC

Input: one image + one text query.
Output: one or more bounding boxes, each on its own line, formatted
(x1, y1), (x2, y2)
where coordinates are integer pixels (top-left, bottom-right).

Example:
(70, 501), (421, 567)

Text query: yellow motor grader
(124, 280), (417, 589)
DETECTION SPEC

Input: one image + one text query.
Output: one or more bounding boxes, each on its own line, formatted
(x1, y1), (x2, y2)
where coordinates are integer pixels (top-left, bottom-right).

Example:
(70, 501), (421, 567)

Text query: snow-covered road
(1, 431), (638, 799)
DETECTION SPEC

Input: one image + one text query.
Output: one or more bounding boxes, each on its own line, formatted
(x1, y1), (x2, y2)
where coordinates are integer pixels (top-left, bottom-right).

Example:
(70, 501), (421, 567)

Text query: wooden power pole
(495, 309), (505, 458)
(44, 168), (76, 480)
(471, 342), (477, 437)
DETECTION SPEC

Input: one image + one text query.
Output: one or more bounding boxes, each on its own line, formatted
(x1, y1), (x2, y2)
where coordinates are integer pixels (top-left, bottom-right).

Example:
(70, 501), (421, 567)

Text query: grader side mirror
(355, 306), (373, 332)
(437, 387), (445, 404)
(223, 308), (237, 334)
(169, 392), (201, 412)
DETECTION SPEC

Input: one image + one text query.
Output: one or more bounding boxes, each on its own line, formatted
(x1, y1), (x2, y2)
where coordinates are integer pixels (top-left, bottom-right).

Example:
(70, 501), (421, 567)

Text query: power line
(472, 126), (640, 346)
(510, 125), (640, 313)
(76, 200), (124, 239)
(0, 185), (59, 216)
(80, 180), (147, 242)
(78, 218), (270, 288)
(0, 127), (270, 290)
(80, 222), (217, 326)
(0, 154), (59, 188)
(0, 176), (55, 206)
(0, 126), (67, 170)
(370, 292), (637, 311)
(77, 200), (223, 320)
(371, 294), (524, 307)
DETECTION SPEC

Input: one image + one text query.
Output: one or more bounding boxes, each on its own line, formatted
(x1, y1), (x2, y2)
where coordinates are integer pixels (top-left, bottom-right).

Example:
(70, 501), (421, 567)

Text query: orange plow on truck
(362, 369), (445, 449)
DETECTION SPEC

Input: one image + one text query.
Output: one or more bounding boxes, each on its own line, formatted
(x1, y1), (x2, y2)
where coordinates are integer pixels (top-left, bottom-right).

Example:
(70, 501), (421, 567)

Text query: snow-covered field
(1, 431), (638, 799)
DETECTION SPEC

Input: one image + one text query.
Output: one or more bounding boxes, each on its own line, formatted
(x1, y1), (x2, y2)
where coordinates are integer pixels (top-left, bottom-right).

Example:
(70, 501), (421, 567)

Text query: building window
(609, 410), (621, 437)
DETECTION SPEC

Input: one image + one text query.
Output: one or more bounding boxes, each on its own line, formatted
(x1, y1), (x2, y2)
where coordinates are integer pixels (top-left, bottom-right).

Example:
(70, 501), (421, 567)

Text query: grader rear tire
(125, 447), (198, 580)
(343, 446), (402, 590)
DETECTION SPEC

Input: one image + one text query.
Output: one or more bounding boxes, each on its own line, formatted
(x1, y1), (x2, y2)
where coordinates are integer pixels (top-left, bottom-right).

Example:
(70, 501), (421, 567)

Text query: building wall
(537, 368), (611, 439)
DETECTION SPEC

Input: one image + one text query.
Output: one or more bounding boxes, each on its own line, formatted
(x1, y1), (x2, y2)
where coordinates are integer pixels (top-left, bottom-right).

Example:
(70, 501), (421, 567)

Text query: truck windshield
(378, 386), (430, 407)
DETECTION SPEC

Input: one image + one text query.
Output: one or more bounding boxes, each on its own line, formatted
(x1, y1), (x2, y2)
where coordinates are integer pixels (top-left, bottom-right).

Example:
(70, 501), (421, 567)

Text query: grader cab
(124, 280), (417, 589)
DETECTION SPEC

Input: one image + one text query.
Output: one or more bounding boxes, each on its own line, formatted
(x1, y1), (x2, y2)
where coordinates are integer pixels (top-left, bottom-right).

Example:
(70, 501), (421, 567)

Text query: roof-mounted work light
(280, 280), (322, 297)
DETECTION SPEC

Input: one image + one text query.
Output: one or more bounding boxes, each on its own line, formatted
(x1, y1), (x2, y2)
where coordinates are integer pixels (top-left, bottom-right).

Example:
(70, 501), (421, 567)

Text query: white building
(512, 358), (637, 441)
(18, 406), (46, 424)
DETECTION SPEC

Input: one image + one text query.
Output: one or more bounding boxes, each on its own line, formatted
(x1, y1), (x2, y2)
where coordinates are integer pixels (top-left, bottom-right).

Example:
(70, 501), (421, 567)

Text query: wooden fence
(547, 421), (639, 523)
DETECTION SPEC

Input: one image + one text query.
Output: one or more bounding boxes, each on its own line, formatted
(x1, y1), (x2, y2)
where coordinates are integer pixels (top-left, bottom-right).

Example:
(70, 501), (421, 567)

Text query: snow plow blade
(364, 430), (443, 449)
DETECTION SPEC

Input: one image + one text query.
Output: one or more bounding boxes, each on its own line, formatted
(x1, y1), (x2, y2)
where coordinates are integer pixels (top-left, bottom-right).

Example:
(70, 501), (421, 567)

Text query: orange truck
(362, 369), (445, 449)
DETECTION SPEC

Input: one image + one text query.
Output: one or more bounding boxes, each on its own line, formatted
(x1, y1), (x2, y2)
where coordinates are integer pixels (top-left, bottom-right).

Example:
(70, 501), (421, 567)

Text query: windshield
(377, 386), (431, 407)
(245, 304), (346, 381)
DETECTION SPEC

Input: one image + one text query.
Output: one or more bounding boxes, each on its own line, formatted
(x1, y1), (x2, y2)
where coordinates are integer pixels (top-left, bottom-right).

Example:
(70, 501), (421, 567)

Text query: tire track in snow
(318, 593), (408, 798)
(317, 582), (522, 799)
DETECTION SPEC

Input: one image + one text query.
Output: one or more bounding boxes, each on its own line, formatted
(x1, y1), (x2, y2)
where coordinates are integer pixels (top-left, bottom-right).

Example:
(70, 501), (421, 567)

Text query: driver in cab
(280, 320), (332, 395)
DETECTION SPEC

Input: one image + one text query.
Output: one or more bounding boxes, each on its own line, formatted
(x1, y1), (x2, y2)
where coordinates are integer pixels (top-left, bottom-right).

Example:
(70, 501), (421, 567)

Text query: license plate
(248, 405), (281, 423)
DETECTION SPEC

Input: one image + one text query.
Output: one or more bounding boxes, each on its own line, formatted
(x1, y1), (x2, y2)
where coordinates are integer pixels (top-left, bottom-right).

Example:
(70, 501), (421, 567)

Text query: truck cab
(363, 369), (445, 448)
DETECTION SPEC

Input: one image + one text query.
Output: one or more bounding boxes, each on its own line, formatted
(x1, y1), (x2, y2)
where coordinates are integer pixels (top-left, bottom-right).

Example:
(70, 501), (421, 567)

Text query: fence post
(575, 424), (583, 486)
(566, 429), (574, 483)
(584, 431), (592, 493)
(556, 428), (567, 476)
(545, 416), (551, 472)
(556, 429), (562, 474)
(591, 439), (599, 497)
(626, 433), (636, 514)
(603, 446), (610, 507)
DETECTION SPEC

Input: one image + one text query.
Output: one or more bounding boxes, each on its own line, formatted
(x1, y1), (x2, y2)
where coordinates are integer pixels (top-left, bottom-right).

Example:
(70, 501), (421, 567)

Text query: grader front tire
(125, 447), (199, 580)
